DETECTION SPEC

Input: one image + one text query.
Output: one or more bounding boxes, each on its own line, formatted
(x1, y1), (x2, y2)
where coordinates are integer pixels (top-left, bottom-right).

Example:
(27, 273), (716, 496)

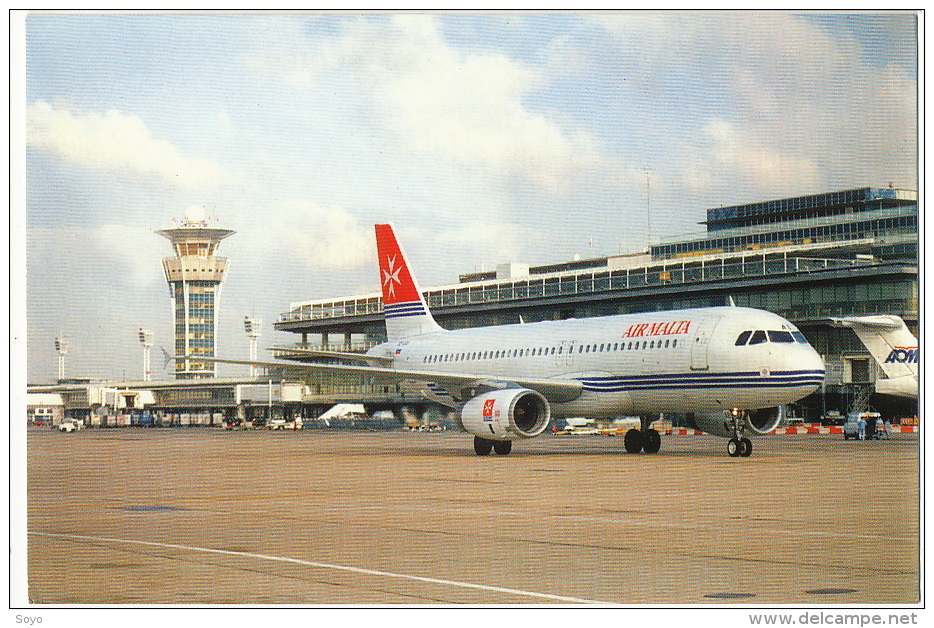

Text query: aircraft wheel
(493, 440), (513, 456)
(474, 436), (493, 456)
(727, 438), (740, 457)
(642, 428), (661, 454)
(624, 428), (644, 454)
(739, 437), (753, 457)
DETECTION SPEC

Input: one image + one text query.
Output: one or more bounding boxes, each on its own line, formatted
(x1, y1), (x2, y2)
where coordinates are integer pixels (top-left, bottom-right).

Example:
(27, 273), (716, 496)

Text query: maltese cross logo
(382, 254), (402, 300)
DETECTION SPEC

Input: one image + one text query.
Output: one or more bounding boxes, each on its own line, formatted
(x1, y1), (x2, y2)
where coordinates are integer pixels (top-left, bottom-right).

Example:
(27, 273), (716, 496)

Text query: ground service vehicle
(844, 412), (883, 440)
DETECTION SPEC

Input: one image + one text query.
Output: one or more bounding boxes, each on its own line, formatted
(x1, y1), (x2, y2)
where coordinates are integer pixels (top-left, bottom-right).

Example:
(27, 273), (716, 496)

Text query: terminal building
(275, 186), (919, 421)
(28, 186), (918, 426)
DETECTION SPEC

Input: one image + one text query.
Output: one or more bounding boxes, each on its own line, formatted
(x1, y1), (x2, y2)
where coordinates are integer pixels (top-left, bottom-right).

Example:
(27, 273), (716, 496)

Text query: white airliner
(195, 224), (825, 457)
(831, 315), (918, 398)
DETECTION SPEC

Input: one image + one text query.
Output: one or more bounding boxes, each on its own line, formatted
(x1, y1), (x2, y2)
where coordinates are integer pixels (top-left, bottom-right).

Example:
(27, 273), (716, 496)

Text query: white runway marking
(29, 530), (610, 605)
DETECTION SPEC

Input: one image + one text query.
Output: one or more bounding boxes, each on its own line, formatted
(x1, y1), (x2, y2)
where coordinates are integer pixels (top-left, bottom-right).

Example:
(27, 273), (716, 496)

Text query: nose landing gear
(727, 410), (753, 457)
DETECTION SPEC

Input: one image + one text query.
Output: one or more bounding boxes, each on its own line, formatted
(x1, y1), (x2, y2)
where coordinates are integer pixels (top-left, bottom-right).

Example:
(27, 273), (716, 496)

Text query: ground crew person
(876, 416), (887, 439)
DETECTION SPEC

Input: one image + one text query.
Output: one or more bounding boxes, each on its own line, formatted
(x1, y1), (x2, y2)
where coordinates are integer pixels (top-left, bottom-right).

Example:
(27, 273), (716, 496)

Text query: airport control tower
(157, 208), (235, 379)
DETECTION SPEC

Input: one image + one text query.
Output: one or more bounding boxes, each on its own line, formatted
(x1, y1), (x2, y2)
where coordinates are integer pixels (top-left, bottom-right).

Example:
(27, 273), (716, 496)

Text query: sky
(17, 11), (918, 384)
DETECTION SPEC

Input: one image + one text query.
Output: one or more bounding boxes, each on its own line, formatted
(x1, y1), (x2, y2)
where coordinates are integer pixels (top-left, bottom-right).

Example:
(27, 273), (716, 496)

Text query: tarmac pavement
(24, 427), (920, 605)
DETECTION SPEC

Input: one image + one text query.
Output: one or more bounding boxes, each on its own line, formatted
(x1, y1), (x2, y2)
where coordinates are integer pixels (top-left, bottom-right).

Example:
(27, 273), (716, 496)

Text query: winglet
(374, 224), (443, 341)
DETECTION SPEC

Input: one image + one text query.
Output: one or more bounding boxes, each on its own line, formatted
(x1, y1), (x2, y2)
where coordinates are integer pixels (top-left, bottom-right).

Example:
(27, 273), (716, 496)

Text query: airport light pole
(138, 328), (153, 381)
(244, 316), (261, 377)
(54, 334), (68, 382)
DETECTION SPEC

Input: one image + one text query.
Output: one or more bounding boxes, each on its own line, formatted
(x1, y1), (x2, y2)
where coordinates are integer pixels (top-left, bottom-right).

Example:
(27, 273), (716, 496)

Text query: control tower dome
(157, 208), (235, 379)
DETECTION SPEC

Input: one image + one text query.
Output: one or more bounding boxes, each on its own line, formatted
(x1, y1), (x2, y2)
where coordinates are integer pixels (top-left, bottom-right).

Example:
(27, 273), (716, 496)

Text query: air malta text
(623, 320), (692, 338)
(885, 346), (918, 364)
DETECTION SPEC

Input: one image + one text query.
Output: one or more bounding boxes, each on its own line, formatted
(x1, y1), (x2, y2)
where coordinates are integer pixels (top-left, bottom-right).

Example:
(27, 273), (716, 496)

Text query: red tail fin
(375, 224), (422, 306)
(374, 224), (442, 340)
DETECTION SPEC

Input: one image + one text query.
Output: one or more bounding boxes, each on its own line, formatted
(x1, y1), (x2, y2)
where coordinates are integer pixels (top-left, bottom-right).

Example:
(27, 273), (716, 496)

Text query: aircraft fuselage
(371, 305), (824, 418)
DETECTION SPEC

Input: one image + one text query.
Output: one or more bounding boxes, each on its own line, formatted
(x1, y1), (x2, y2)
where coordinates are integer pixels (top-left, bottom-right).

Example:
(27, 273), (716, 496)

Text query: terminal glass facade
(703, 187), (915, 230)
(653, 207), (917, 259)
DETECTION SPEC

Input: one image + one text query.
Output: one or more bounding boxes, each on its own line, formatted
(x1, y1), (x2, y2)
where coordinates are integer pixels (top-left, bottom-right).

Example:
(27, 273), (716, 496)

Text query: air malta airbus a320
(193, 224), (825, 457)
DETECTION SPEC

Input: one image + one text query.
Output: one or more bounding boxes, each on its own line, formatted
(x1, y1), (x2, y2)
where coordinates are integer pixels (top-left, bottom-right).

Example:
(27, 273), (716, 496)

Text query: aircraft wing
(268, 346), (394, 366)
(183, 356), (583, 404)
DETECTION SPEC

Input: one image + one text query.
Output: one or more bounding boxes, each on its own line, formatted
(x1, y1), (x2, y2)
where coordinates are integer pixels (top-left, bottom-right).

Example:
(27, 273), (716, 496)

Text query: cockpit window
(748, 330), (767, 345)
(791, 331), (808, 344)
(768, 330), (795, 343)
(735, 331), (752, 346)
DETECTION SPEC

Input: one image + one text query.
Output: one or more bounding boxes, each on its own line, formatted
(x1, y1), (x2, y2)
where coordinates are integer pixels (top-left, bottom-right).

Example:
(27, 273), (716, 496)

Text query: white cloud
(595, 13), (917, 196)
(697, 117), (820, 192)
(257, 200), (373, 271)
(408, 218), (542, 274)
(267, 15), (606, 193)
(379, 17), (596, 190)
(27, 101), (227, 189)
(95, 223), (166, 286)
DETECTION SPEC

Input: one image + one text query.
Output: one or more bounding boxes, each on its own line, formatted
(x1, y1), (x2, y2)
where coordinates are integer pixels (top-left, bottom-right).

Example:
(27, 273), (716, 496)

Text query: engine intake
(459, 388), (551, 441)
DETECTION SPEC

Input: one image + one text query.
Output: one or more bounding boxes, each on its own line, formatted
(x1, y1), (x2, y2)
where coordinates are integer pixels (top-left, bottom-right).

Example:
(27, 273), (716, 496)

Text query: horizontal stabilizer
(831, 315), (903, 331)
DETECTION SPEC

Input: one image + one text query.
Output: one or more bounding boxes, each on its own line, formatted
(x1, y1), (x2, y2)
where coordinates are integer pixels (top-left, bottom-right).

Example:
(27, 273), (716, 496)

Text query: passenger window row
(735, 330), (808, 346)
(422, 338), (679, 364)
(580, 339), (679, 352)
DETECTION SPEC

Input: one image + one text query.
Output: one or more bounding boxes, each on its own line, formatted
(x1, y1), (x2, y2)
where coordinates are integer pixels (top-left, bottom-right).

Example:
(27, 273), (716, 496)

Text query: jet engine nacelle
(459, 388), (551, 441)
(687, 407), (782, 438)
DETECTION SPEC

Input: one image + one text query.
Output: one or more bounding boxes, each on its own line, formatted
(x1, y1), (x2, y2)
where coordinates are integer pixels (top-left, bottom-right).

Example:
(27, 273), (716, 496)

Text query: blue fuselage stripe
(582, 381), (823, 392)
(579, 370), (824, 392)
(580, 370), (825, 383)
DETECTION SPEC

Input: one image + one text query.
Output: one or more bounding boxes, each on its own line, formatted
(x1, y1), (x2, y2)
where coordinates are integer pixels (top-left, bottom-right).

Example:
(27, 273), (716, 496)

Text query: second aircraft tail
(831, 315), (918, 380)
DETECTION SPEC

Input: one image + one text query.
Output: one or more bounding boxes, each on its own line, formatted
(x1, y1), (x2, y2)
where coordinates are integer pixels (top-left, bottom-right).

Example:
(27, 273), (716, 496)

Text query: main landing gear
(623, 428), (661, 454)
(727, 411), (753, 458)
(474, 436), (512, 456)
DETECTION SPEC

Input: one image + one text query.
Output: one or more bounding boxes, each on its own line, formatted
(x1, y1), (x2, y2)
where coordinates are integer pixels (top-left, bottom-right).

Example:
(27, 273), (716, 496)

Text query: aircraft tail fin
(831, 315), (918, 379)
(374, 224), (444, 341)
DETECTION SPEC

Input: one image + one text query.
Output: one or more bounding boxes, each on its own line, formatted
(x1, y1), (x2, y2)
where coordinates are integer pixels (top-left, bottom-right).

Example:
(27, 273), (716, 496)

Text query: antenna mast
(645, 170), (652, 251)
